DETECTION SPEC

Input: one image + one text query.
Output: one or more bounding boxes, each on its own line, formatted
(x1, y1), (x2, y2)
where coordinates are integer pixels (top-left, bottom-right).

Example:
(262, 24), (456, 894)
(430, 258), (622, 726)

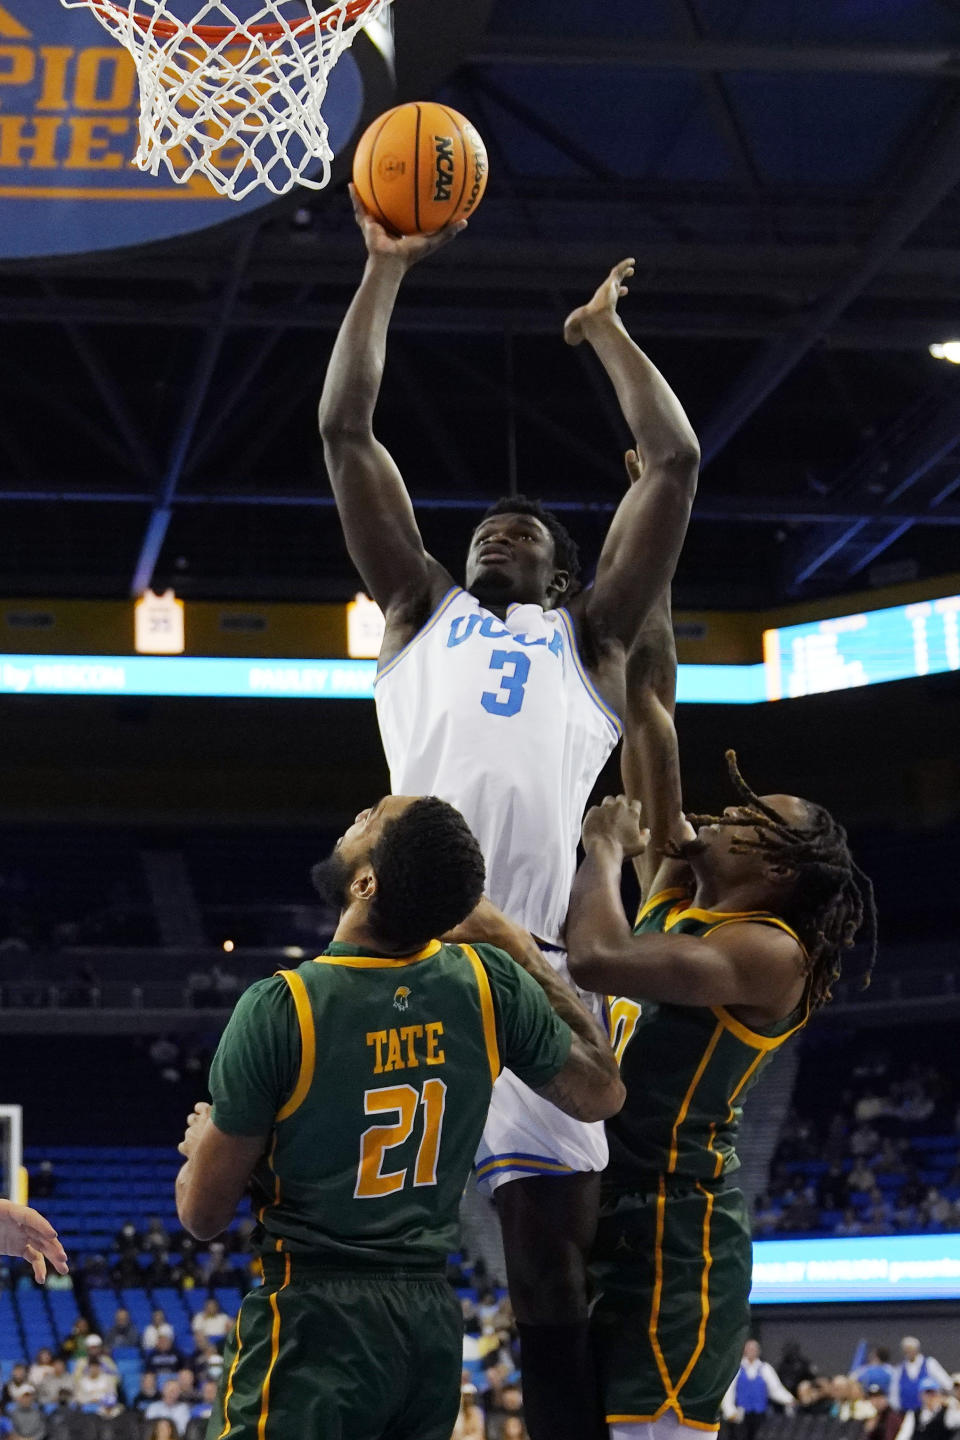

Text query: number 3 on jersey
(481, 649), (530, 718)
(354, 1079), (447, 1199)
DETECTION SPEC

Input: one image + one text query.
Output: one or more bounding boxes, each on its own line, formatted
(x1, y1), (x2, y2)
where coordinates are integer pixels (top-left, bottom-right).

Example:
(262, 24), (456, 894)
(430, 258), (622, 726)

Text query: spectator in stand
(487, 1381), (525, 1440)
(115, 1222), (140, 1256)
(142, 1310), (174, 1353)
(849, 1156), (877, 1193)
(922, 1189), (953, 1228)
(132, 1372), (160, 1413)
(855, 1347), (896, 1394)
(451, 1382), (485, 1440)
(855, 1087), (890, 1124)
(722, 1340), (795, 1440)
(146, 1422), (180, 1440)
(897, 1082), (935, 1129)
(45, 1391), (77, 1440)
(752, 1194), (781, 1236)
(7, 1385), (47, 1440)
(60, 1315), (92, 1361)
(185, 1378), (220, 1440)
(145, 1379), (192, 1437)
(818, 1162), (851, 1212)
(873, 1140), (908, 1177)
(74, 1356), (119, 1409)
(778, 1341), (816, 1394)
(190, 1337), (224, 1387)
(190, 1296), (233, 1346)
(831, 1376), (876, 1422)
(3, 1364), (32, 1406)
(199, 1240), (237, 1288)
(502, 1420), (529, 1440)
(893, 1380), (960, 1440)
(860, 1188), (894, 1235)
(851, 1120), (881, 1158)
(36, 1359), (72, 1408)
(105, 1307), (140, 1350)
(797, 1379), (832, 1415)
(26, 1349), (55, 1392)
(890, 1339), (954, 1414)
(863, 1386), (901, 1440)
(145, 1333), (183, 1376)
(30, 1161), (56, 1200)
(176, 1370), (197, 1404)
(143, 1217), (171, 1254)
(74, 1335), (119, 1383)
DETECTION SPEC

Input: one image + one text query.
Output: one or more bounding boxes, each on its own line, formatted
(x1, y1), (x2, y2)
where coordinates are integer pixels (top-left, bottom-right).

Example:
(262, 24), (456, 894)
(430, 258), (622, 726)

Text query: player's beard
(310, 849), (352, 911)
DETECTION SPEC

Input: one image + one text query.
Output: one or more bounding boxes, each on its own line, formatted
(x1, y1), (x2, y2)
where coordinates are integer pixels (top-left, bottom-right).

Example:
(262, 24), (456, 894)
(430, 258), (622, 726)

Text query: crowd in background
(753, 1055), (960, 1238)
(721, 1335), (960, 1440)
(0, 1298), (235, 1439)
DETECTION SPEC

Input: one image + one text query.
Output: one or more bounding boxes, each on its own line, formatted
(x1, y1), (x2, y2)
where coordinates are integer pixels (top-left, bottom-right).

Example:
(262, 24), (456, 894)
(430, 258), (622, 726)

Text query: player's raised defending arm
(566, 798), (802, 1011)
(448, 902), (624, 1121)
(564, 264), (700, 648)
(0, 1199), (69, 1283)
(318, 188), (464, 620)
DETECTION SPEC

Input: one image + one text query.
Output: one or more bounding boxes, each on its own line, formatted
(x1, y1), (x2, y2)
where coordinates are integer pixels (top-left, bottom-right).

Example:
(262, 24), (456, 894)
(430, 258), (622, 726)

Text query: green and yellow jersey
(605, 889), (809, 1190)
(209, 939), (571, 1267)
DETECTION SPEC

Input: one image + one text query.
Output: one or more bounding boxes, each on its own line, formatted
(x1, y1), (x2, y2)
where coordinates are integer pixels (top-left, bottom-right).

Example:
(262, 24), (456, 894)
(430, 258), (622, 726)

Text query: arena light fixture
(928, 340), (960, 363)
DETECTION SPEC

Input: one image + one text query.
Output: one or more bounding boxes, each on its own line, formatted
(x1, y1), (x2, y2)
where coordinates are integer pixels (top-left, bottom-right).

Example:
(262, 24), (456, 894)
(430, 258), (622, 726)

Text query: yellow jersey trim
(375, 587), (461, 682)
(460, 943), (502, 1082)
(674, 1182), (715, 1395)
(217, 1312), (245, 1437)
(667, 1021), (724, 1172)
(556, 607), (623, 739)
(635, 887), (690, 927)
(275, 970), (316, 1123)
(257, 1251), (291, 1440)
(710, 1003), (807, 1052)
(647, 1177), (674, 1398)
(312, 939), (443, 969)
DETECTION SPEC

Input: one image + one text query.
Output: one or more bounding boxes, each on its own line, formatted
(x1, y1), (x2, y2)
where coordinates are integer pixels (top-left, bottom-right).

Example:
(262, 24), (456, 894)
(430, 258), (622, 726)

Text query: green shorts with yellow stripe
(590, 1179), (752, 1432)
(209, 1253), (463, 1440)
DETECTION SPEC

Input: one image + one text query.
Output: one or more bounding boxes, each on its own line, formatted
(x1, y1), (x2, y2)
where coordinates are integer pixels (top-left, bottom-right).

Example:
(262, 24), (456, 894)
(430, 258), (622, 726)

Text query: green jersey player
(564, 596), (877, 1440)
(175, 794), (623, 1440)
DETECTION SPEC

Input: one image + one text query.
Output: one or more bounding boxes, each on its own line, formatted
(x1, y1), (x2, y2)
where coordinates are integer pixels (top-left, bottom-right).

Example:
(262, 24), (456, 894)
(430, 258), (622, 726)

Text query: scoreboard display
(764, 592), (960, 700)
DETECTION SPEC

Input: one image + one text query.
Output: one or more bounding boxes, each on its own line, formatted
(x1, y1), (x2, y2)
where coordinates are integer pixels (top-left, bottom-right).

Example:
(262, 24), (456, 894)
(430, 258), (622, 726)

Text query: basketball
(352, 101), (488, 237)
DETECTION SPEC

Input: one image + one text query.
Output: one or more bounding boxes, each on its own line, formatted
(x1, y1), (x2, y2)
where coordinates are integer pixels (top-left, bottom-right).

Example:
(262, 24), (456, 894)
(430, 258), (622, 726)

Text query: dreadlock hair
(480, 495), (582, 596)
(688, 750), (878, 1012)
(368, 796), (486, 950)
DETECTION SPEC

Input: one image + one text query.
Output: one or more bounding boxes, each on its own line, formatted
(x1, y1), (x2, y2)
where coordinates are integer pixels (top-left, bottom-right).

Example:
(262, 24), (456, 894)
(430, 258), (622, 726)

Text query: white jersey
(375, 586), (621, 944)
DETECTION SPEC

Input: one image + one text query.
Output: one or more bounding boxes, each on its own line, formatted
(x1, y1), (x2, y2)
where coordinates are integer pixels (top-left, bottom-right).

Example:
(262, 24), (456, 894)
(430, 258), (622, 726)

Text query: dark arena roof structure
(4, 0), (960, 607)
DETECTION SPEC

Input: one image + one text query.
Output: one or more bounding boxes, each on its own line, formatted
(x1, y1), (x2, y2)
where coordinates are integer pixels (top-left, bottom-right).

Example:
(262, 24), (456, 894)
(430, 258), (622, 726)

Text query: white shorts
(474, 944), (610, 1195)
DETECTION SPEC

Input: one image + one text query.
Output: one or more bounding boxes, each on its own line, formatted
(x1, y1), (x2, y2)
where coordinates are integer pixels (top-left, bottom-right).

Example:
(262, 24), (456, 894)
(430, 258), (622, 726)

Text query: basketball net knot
(59, 0), (393, 199)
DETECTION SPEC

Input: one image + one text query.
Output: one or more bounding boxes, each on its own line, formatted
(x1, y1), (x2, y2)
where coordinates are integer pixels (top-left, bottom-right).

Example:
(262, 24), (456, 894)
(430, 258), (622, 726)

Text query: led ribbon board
(0, 655), (766, 702)
(763, 593), (960, 700)
(751, 1233), (960, 1304)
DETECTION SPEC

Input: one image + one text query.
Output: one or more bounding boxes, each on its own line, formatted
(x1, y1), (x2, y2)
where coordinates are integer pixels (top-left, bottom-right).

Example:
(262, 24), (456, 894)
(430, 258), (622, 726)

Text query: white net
(59, 0), (394, 199)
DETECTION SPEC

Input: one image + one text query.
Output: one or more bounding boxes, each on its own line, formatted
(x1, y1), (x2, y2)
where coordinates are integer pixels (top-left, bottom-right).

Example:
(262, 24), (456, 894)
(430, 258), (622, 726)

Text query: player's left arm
(564, 263), (700, 649)
(176, 1103), (266, 1242)
(566, 797), (804, 1011)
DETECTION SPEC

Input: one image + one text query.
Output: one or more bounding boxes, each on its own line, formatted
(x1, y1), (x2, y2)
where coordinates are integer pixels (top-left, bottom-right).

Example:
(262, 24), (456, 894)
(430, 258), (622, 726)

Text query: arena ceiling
(4, 0), (960, 607)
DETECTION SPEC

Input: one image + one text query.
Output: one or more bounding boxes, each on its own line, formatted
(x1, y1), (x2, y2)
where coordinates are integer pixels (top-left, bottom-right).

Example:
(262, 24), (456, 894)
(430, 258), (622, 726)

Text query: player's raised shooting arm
(564, 264), (700, 647)
(567, 803), (803, 1010)
(448, 902), (624, 1121)
(319, 189), (463, 617)
(621, 592), (693, 898)
(0, 1199), (69, 1284)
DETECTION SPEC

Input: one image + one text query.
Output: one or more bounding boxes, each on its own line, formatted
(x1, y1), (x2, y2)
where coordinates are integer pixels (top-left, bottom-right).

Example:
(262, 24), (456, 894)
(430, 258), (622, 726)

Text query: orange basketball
(352, 101), (488, 237)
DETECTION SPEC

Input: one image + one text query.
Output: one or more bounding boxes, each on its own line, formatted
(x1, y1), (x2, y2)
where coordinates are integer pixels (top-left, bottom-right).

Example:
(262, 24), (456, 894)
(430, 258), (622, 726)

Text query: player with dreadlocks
(560, 564), (876, 1440)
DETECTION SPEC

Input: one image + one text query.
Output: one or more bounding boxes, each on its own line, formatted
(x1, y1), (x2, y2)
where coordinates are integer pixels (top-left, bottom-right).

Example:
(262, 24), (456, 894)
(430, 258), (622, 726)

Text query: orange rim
(89, 0), (379, 42)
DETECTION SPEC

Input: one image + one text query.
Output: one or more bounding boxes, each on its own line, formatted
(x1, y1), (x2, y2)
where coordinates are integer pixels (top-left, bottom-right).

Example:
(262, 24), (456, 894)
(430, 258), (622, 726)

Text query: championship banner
(0, 1), (381, 257)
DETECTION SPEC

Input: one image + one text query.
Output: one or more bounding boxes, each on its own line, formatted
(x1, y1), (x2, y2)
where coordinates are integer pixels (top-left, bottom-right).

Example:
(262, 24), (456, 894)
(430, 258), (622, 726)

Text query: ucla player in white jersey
(319, 186), (701, 1440)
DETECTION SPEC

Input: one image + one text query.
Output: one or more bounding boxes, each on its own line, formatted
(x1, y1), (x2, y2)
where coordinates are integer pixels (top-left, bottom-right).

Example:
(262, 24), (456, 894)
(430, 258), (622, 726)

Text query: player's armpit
(533, 1038), (625, 1124)
(176, 1122), (267, 1242)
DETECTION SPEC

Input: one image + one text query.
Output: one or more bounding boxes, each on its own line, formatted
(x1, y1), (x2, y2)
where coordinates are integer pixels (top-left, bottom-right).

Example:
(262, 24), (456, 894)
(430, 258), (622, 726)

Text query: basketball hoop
(59, 0), (394, 199)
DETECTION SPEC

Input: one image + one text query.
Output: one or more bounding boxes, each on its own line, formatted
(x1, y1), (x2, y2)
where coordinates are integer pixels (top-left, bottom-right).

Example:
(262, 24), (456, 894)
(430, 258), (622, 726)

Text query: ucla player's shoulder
(377, 563), (460, 669)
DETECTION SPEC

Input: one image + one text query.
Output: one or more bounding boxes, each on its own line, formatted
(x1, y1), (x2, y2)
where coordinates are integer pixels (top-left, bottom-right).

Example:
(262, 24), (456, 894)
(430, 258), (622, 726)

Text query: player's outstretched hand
(563, 257), (635, 345)
(350, 184), (466, 270)
(178, 1100), (213, 1162)
(0, 1199), (69, 1283)
(582, 794), (648, 858)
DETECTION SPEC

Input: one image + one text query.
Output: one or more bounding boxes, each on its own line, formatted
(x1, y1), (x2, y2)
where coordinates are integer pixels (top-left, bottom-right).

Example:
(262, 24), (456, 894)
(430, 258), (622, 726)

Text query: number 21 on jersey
(355, 1079), (447, 1199)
